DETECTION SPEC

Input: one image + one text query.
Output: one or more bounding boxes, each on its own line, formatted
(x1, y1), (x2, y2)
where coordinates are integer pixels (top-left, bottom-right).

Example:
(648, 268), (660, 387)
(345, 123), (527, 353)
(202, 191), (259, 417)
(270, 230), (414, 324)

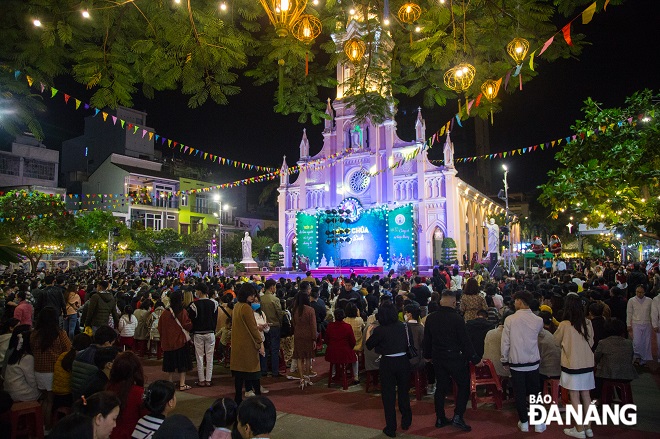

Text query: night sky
(29, 0), (659, 201)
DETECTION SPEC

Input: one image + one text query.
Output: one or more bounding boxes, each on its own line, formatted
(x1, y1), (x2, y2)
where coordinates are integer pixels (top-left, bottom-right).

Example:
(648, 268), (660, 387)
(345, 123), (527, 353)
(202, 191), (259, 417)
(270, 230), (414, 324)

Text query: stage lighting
(338, 209), (345, 214)
(332, 209), (337, 214)
(339, 218), (345, 222)
(325, 230), (330, 235)
(325, 210), (332, 214)
(326, 239), (332, 244)
(345, 238), (351, 243)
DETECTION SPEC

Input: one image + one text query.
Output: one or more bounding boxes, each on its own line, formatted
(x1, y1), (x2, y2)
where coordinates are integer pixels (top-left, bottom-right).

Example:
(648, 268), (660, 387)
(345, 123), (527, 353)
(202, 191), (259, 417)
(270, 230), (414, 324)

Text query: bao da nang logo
(528, 394), (637, 426)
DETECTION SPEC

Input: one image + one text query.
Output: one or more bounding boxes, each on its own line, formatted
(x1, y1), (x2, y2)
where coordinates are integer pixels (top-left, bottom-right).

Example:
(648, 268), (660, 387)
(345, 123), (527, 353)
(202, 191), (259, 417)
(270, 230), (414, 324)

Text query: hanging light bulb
(397, 2), (421, 24)
(33, 19), (42, 27)
(506, 37), (530, 65)
(220, 2), (228, 10)
(291, 14), (322, 44)
(481, 78), (502, 124)
(81, 10), (90, 18)
(259, 0), (306, 37)
(383, 17), (390, 25)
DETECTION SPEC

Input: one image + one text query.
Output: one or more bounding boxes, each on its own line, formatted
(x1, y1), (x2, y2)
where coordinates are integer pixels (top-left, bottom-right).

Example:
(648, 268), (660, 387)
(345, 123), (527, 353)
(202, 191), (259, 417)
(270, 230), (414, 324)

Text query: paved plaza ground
(141, 355), (660, 439)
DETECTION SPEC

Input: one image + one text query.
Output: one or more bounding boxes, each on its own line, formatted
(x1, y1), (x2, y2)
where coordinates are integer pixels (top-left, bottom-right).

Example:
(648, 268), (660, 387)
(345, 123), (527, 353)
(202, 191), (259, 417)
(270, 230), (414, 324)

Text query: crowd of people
(0, 257), (657, 438)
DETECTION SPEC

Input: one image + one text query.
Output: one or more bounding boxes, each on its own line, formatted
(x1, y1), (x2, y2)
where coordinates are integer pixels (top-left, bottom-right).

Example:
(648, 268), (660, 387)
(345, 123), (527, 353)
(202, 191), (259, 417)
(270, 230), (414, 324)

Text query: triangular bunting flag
(112, 115), (117, 125)
(64, 94), (71, 104)
(539, 36), (554, 56)
(94, 108), (100, 116)
(504, 70), (512, 90)
(148, 132), (154, 141)
(455, 114), (463, 127)
(142, 129), (147, 138)
(133, 126), (139, 134)
(75, 99), (81, 109)
(120, 120), (125, 128)
(529, 50), (536, 71)
(102, 112), (108, 121)
(562, 23), (573, 46)
(26, 76), (33, 87)
(582, 2), (597, 24)
(51, 87), (59, 98)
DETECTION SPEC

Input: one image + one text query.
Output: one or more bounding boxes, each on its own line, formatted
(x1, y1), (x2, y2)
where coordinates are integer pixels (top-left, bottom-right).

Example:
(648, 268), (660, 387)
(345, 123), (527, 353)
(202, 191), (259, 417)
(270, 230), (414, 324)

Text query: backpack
(280, 310), (292, 338)
(148, 308), (163, 340)
(134, 312), (150, 340)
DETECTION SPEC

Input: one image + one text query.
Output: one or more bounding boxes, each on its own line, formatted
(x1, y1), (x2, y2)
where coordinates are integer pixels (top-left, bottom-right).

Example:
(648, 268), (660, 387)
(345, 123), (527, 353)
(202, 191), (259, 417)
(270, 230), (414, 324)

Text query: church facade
(277, 22), (518, 272)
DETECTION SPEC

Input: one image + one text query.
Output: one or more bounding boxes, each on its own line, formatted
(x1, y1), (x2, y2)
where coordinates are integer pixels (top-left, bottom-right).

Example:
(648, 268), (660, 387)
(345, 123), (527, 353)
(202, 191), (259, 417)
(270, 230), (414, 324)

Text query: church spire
(279, 155), (289, 186)
(324, 98), (334, 133)
(443, 131), (454, 168)
(299, 128), (310, 159)
(415, 107), (426, 143)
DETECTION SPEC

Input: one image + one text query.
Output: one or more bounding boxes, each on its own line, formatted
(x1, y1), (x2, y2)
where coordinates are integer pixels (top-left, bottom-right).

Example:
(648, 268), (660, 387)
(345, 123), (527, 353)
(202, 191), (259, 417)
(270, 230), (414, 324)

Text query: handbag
(168, 307), (191, 343)
(404, 323), (418, 359)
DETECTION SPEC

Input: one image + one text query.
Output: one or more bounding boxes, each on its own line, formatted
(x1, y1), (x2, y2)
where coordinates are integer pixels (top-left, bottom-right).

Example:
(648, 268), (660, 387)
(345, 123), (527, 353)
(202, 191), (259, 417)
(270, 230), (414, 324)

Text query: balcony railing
(131, 198), (179, 209)
(191, 206), (214, 214)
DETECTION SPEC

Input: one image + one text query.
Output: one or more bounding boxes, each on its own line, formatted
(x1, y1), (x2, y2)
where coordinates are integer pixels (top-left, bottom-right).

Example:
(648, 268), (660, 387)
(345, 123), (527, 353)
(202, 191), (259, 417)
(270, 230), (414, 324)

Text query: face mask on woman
(251, 303), (261, 311)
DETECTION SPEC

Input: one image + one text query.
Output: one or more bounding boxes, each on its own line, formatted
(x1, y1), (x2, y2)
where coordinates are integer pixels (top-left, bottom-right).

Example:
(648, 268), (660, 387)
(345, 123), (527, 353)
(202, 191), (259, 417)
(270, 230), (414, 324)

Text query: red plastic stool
(601, 380), (634, 405)
(469, 359), (503, 409)
(328, 363), (353, 390)
(365, 369), (380, 392)
(543, 378), (570, 405)
(410, 368), (428, 400)
(4, 401), (44, 439)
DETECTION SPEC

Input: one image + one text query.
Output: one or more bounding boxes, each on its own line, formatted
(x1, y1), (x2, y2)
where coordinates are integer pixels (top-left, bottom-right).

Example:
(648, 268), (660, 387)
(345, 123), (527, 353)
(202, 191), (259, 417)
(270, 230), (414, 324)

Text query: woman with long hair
(197, 398), (238, 439)
(30, 306), (72, 430)
(157, 290), (193, 391)
(292, 291), (317, 388)
(365, 301), (412, 437)
(106, 350), (146, 439)
(64, 284), (82, 340)
(4, 325), (41, 402)
(53, 333), (93, 412)
(459, 278), (487, 321)
(132, 380), (177, 439)
(73, 391), (121, 439)
(553, 294), (595, 439)
(230, 283), (263, 405)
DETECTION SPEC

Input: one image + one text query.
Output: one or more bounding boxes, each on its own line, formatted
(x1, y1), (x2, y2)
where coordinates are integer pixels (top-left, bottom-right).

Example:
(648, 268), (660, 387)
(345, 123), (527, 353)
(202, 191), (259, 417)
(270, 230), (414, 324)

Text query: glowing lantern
(397, 3), (421, 24)
(344, 37), (366, 64)
(507, 37), (529, 65)
(480, 78), (502, 124)
(444, 62), (475, 93)
(259, 0), (308, 37)
(291, 14), (322, 44)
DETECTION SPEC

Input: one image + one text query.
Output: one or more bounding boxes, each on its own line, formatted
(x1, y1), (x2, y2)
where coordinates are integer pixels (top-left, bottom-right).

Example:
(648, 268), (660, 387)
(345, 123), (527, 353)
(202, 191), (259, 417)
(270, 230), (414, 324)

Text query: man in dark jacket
(34, 275), (66, 325)
(188, 283), (218, 386)
(83, 280), (120, 331)
(465, 310), (495, 358)
(336, 279), (365, 314)
(71, 325), (118, 400)
(424, 290), (483, 432)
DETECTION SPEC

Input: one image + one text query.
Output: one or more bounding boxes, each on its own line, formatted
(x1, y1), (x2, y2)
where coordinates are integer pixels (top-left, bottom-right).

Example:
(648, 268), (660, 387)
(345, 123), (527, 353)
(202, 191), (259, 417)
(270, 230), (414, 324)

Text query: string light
(220, 2), (227, 10)
(33, 19), (42, 27)
(81, 10), (90, 18)
(415, 26), (421, 32)
(383, 18), (390, 25)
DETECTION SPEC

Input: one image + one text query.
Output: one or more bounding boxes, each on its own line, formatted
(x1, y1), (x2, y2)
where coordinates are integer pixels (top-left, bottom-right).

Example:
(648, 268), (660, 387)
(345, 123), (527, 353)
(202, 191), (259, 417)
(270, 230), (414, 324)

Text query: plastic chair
(328, 363), (353, 390)
(365, 369), (380, 392)
(543, 378), (569, 405)
(3, 401), (44, 439)
(410, 368), (428, 400)
(469, 359), (503, 409)
(601, 380), (633, 405)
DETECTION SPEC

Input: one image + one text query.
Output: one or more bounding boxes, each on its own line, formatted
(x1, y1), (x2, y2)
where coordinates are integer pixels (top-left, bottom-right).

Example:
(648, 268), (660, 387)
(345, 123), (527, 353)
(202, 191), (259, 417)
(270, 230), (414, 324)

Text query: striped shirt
(132, 414), (165, 439)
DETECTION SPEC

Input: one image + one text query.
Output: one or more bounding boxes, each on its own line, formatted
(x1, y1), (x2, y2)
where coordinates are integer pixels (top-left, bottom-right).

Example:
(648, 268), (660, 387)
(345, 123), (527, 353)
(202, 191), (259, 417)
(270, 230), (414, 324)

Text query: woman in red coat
(325, 308), (358, 385)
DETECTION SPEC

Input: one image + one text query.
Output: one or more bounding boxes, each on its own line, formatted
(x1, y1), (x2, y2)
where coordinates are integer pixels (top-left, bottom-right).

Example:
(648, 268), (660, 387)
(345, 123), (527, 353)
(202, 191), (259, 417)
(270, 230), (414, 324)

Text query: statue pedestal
(240, 258), (259, 273)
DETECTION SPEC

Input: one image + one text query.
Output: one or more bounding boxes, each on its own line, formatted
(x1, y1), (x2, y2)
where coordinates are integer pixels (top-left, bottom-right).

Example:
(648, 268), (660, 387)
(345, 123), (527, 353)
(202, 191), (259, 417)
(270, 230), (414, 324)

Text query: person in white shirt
(501, 291), (545, 433)
(627, 286), (653, 365)
(651, 291), (660, 357)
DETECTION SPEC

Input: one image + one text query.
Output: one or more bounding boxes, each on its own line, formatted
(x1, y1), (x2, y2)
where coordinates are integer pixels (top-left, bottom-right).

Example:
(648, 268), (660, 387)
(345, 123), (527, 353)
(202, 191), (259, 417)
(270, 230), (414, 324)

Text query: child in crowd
(118, 305), (138, 351)
(132, 380), (177, 439)
(198, 398), (238, 439)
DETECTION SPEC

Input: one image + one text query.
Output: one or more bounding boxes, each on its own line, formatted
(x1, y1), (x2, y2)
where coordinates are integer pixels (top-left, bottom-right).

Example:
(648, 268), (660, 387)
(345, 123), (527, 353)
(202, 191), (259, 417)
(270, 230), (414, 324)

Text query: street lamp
(501, 164), (513, 271)
(212, 194), (231, 274)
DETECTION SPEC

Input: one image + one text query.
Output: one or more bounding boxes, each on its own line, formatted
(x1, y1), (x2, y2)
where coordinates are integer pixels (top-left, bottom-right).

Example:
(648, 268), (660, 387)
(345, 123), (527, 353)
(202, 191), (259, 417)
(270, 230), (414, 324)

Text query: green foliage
(130, 227), (181, 265)
(223, 233), (243, 262)
(0, 190), (74, 271)
(0, 239), (22, 266)
(252, 235), (274, 260)
(257, 226), (279, 243)
(270, 242), (284, 267)
(74, 210), (129, 262)
(440, 237), (458, 265)
(0, 0), (596, 136)
(539, 90), (660, 240)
